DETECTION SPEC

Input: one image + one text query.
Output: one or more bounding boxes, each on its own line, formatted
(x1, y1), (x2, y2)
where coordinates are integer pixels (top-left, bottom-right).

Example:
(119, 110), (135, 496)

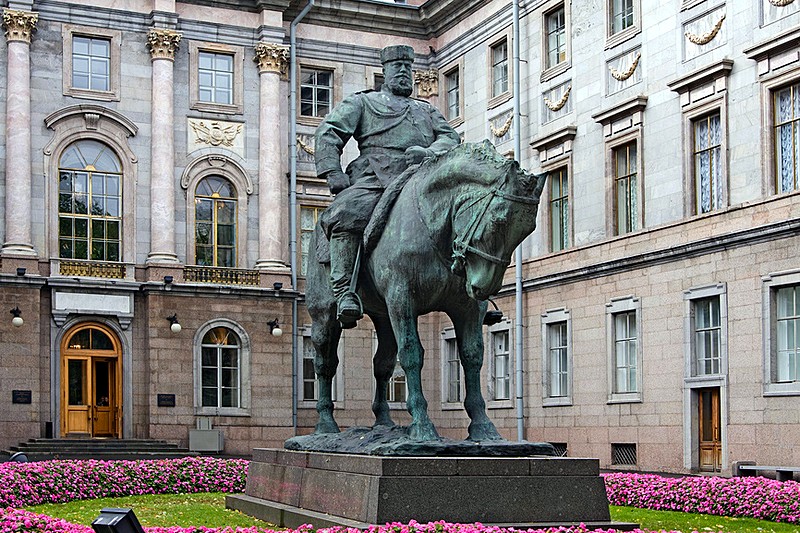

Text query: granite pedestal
(227, 448), (634, 530)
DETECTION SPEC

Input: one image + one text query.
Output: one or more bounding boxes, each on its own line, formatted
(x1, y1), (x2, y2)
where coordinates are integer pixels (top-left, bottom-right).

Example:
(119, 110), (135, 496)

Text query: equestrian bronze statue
(305, 45), (547, 443)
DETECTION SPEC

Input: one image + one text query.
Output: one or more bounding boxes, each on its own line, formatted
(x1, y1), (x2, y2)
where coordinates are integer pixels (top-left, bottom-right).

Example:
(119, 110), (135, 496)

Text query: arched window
(201, 326), (241, 408)
(195, 176), (237, 267)
(58, 140), (122, 261)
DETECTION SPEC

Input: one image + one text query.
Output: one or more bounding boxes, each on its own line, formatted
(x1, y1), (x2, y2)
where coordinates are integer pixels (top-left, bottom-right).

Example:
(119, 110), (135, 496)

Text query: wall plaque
(12, 390), (32, 404)
(157, 394), (176, 407)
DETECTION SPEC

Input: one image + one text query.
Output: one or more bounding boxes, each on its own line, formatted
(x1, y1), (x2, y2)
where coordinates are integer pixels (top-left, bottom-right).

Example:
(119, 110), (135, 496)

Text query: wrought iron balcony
(184, 265), (260, 286)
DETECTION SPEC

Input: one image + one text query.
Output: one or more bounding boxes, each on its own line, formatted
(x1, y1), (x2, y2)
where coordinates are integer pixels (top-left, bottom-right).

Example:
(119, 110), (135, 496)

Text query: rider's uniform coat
(315, 88), (460, 235)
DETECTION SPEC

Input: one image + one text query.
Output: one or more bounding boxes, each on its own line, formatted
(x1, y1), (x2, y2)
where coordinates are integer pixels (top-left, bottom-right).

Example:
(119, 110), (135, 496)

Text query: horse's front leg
(388, 300), (439, 441)
(451, 302), (502, 441)
(371, 316), (397, 428)
(312, 315), (342, 434)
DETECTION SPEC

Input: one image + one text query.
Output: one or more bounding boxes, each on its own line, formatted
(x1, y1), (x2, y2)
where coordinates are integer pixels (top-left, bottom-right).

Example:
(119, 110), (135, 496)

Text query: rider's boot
(329, 232), (364, 328)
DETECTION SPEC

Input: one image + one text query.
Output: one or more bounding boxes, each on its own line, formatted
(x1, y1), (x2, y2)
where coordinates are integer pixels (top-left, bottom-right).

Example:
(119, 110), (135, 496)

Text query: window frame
(193, 319), (251, 416)
(611, 138), (640, 236)
(299, 204), (327, 278)
(297, 61), (343, 127)
(763, 271), (800, 396)
(541, 0), (571, 81)
(487, 29), (513, 109)
(606, 296), (642, 403)
(772, 80), (800, 195)
(371, 332), (407, 410)
(193, 176), (238, 268)
(487, 318), (514, 408)
(606, 0), (640, 49)
(548, 165), (571, 252)
(541, 307), (572, 407)
(298, 325), (345, 408)
(441, 57), (464, 127)
(189, 41), (244, 115)
(62, 25), (121, 102)
(441, 327), (463, 408)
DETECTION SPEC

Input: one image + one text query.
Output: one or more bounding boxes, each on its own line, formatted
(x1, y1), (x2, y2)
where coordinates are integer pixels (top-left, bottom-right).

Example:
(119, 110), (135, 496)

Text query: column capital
(414, 69), (439, 98)
(254, 42), (290, 76)
(147, 28), (182, 60)
(2, 9), (38, 44)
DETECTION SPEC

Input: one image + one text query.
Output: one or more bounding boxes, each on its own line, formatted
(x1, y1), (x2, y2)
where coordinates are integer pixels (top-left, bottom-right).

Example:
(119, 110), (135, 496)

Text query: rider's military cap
(380, 45), (415, 64)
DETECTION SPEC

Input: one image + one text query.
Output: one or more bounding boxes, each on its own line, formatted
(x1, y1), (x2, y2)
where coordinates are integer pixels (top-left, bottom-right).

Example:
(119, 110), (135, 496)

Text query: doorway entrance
(60, 323), (122, 438)
(698, 387), (721, 472)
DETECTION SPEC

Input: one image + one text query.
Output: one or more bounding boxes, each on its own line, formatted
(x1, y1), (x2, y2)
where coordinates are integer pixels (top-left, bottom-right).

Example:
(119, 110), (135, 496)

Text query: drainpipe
(512, 0), (525, 442)
(290, 0), (314, 434)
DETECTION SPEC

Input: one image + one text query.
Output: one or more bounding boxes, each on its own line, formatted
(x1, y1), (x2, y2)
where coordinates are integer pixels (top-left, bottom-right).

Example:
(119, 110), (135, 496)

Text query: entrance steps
(2, 438), (197, 462)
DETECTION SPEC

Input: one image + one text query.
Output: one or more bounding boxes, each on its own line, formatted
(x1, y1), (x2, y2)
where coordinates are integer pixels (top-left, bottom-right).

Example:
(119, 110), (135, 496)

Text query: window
(606, 297), (642, 402)
(386, 354), (407, 404)
(693, 113), (723, 213)
(545, 6), (566, 69)
(613, 141), (638, 235)
(63, 26), (120, 101)
(300, 206), (324, 276)
(613, 311), (637, 393)
(195, 176), (237, 268)
(491, 40), (509, 98)
(200, 327), (241, 408)
(198, 51), (233, 105)
(548, 322), (568, 397)
(610, 0), (634, 34)
(301, 68), (333, 118)
(442, 329), (461, 405)
(72, 36), (110, 92)
(488, 322), (512, 402)
(777, 285), (800, 383)
(542, 307), (571, 406)
(58, 140), (122, 262)
(189, 42), (244, 114)
(693, 297), (722, 376)
(775, 82), (799, 193)
(300, 327), (341, 403)
(445, 68), (460, 122)
(550, 167), (569, 251)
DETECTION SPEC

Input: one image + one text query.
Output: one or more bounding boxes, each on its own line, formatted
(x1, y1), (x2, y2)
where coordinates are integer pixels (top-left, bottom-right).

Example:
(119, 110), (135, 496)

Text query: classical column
(2, 9), (38, 257)
(254, 43), (290, 272)
(146, 29), (181, 264)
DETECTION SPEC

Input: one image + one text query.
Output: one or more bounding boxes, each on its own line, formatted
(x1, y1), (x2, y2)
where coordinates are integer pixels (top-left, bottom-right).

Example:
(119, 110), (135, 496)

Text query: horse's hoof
(468, 422), (503, 441)
(409, 421), (440, 441)
(314, 420), (340, 434)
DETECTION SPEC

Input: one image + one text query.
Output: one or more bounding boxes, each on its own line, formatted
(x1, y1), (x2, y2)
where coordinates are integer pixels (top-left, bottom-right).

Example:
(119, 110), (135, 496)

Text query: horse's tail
(362, 162), (420, 255)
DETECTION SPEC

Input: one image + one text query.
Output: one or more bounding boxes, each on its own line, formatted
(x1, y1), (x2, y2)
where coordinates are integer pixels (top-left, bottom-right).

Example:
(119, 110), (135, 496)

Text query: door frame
(60, 322), (122, 438)
(697, 387), (722, 472)
(683, 377), (728, 472)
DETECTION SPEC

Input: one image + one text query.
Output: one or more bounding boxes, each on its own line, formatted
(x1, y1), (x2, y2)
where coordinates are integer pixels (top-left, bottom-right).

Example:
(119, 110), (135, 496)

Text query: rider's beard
(386, 76), (413, 97)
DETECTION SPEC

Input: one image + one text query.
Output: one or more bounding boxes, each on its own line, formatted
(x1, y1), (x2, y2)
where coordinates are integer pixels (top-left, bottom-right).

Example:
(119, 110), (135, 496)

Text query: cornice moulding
(743, 24), (800, 61)
(666, 58), (733, 93)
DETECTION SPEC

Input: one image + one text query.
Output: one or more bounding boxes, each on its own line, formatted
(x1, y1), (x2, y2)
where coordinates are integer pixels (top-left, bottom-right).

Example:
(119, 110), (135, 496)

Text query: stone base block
(228, 448), (636, 530)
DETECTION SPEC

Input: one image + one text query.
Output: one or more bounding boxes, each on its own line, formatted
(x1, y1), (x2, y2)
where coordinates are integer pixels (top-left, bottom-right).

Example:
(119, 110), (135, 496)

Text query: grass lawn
(27, 494), (800, 532)
(610, 505), (800, 533)
(27, 492), (275, 529)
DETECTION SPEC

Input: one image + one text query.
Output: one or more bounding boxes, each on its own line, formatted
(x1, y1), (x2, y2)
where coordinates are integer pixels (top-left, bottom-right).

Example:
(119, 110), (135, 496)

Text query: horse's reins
(414, 172), (538, 277)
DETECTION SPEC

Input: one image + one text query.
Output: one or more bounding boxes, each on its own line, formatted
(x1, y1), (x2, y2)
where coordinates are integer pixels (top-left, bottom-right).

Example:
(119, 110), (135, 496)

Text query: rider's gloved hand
(405, 146), (434, 166)
(326, 170), (351, 194)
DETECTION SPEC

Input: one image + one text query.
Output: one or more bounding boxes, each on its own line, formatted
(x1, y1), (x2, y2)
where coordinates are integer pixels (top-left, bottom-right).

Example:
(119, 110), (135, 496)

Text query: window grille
(611, 443), (637, 465)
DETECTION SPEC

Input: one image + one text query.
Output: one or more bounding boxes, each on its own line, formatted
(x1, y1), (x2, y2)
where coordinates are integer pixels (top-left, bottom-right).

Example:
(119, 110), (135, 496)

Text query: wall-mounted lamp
(483, 299), (504, 326)
(10, 307), (23, 327)
(163, 275), (174, 285)
(267, 318), (283, 337)
(273, 282), (283, 291)
(16, 267), (26, 276)
(166, 314), (182, 334)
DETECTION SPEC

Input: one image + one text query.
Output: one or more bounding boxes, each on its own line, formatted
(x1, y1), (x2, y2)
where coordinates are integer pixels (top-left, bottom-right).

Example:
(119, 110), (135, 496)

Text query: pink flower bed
(604, 472), (800, 523)
(0, 459), (796, 533)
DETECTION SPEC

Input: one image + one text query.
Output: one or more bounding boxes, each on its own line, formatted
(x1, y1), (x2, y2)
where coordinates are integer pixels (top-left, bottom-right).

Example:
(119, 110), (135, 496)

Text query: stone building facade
(0, 0), (799, 473)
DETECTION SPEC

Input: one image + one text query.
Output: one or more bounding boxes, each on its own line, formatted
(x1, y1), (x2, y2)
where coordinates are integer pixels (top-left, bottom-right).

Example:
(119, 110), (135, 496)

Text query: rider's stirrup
(337, 291), (363, 328)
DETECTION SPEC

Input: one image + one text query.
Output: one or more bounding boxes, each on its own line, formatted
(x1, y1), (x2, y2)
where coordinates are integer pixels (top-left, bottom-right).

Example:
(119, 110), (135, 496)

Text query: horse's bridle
(449, 178), (539, 276)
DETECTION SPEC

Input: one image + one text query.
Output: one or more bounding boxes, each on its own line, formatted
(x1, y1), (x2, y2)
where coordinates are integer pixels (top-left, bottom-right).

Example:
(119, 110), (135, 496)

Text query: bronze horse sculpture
(306, 141), (547, 442)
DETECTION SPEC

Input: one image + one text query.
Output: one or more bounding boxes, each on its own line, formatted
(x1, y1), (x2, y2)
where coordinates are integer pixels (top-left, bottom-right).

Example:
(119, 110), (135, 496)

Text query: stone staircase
(2, 438), (197, 462)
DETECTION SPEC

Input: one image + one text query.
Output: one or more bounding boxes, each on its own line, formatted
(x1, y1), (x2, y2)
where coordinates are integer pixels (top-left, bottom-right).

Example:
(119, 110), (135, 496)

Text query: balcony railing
(59, 260), (127, 279)
(184, 265), (260, 286)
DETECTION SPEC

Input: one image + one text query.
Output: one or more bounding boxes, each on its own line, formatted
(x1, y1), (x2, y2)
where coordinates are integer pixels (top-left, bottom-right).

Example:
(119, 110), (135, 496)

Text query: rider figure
(315, 45), (460, 327)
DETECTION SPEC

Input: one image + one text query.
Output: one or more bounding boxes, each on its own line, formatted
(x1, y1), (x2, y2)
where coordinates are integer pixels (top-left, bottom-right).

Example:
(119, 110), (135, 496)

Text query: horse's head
(449, 146), (547, 300)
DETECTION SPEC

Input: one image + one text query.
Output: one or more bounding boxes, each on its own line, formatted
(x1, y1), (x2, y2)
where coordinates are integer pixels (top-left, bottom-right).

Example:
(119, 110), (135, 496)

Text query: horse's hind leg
(371, 315), (397, 428)
(451, 302), (502, 441)
(312, 314), (342, 434)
